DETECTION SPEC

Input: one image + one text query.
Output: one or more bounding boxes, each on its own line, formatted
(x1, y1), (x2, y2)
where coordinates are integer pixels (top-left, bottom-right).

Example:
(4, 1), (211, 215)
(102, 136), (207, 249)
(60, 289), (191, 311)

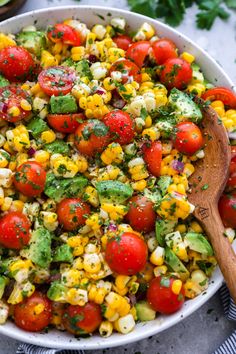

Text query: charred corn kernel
(66, 288), (88, 306)
(183, 163), (195, 177)
(190, 221), (203, 233)
(107, 47), (125, 63)
(142, 127), (160, 141)
(101, 143), (124, 165)
(131, 179), (147, 191)
(171, 279), (183, 295)
(7, 106), (20, 117)
(41, 50), (58, 68)
(83, 253), (101, 273)
(0, 33), (16, 50)
(153, 265), (168, 277)
(34, 150), (50, 163)
(84, 186), (99, 207)
(114, 314), (135, 334)
(211, 100), (225, 118)
(61, 269), (82, 287)
(150, 246), (165, 266)
(99, 321), (113, 337)
(41, 130), (56, 144)
(181, 52), (195, 63)
(20, 99), (32, 111)
(71, 46), (85, 61)
(187, 83), (206, 96)
(86, 213), (102, 233)
(10, 200), (24, 213)
(118, 83), (136, 101)
(103, 77), (116, 91)
(175, 224), (187, 233)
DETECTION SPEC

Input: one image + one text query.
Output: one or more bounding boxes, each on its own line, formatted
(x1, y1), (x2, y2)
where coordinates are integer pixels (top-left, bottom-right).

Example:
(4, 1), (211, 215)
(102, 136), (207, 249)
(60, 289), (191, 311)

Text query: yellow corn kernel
(34, 303), (45, 315)
(67, 235), (89, 248)
(99, 321), (113, 337)
(0, 33), (16, 50)
(145, 115), (152, 128)
(10, 200), (24, 213)
(142, 127), (159, 141)
(183, 163), (195, 177)
(83, 253), (101, 273)
(190, 221), (203, 233)
(41, 130), (56, 143)
(20, 99), (32, 111)
(86, 213), (102, 233)
(21, 83), (30, 90)
(107, 47), (125, 63)
(150, 246), (165, 266)
(34, 150), (50, 163)
(104, 307), (117, 320)
(131, 179), (147, 191)
(0, 150), (9, 168)
(1, 197), (12, 211)
(101, 234), (108, 249)
(187, 83), (206, 96)
(118, 83), (136, 101)
(101, 143), (124, 165)
(71, 46), (85, 61)
(171, 279), (183, 295)
(153, 265), (168, 277)
(162, 142), (173, 155)
(141, 72), (152, 82)
(7, 106), (20, 117)
(211, 100), (225, 118)
(115, 275), (130, 290)
(175, 224), (187, 233)
(31, 83), (45, 96)
(94, 288), (107, 305)
(41, 50), (58, 68)
(84, 186), (99, 207)
(66, 288), (88, 306)
(181, 52), (195, 63)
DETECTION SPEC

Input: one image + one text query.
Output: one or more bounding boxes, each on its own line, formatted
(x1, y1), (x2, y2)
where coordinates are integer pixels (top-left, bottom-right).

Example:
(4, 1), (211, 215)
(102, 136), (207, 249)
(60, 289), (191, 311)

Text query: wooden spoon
(187, 99), (236, 301)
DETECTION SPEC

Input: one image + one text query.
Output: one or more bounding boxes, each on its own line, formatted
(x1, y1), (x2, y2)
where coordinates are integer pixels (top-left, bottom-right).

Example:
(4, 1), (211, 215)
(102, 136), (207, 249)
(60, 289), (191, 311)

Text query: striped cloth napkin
(16, 284), (236, 354)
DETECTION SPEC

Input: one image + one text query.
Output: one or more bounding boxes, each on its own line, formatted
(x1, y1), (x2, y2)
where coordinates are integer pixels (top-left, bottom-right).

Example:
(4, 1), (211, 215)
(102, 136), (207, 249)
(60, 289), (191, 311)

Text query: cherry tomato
(47, 113), (84, 133)
(202, 87), (236, 109)
(227, 148), (236, 189)
(13, 161), (46, 197)
(75, 119), (110, 156)
(147, 276), (185, 314)
(231, 146), (236, 160)
(0, 212), (30, 249)
(0, 85), (32, 122)
(47, 23), (81, 46)
(109, 59), (141, 84)
(159, 58), (192, 89)
(126, 195), (156, 233)
(38, 66), (76, 96)
(57, 198), (90, 231)
(152, 38), (178, 65)
(113, 35), (133, 51)
(103, 110), (135, 145)
(105, 232), (148, 275)
(172, 122), (204, 156)
(219, 192), (236, 229)
(63, 302), (102, 334)
(126, 41), (151, 67)
(14, 291), (52, 332)
(142, 141), (162, 177)
(227, 172), (236, 189)
(0, 46), (35, 82)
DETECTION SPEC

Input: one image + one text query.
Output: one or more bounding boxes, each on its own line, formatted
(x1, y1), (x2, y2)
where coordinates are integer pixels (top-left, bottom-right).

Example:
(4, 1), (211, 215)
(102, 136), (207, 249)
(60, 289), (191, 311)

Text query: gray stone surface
(0, 1), (235, 353)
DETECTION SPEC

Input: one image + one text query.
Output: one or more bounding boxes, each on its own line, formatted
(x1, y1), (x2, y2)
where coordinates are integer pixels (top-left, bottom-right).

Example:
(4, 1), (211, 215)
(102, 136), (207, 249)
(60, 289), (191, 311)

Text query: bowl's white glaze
(0, 6), (234, 350)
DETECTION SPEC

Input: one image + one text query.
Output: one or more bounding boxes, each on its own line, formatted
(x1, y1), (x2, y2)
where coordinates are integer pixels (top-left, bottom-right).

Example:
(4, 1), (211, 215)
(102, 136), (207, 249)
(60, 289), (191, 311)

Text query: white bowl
(0, 5), (234, 350)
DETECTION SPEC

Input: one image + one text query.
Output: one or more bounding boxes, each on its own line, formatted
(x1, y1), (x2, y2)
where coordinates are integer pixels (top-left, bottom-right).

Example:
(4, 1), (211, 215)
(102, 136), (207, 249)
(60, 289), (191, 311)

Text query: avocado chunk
(44, 173), (88, 202)
(96, 180), (133, 204)
(156, 118), (176, 139)
(165, 247), (189, 280)
(47, 281), (67, 301)
(16, 31), (46, 57)
(157, 176), (172, 196)
(0, 75), (9, 88)
(0, 276), (7, 299)
(53, 244), (73, 263)
(185, 232), (213, 256)
(62, 58), (92, 80)
(144, 188), (161, 204)
(50, 95), (78, 114)
(135, 301), (156, 321)
(28, 228), (52, 268)
(27, 116), (49, 138)
(45, 140), (70, 155)
(155, 219), (176, 247)
(168, 88), (203, 123)
(165, 231), (182, 248)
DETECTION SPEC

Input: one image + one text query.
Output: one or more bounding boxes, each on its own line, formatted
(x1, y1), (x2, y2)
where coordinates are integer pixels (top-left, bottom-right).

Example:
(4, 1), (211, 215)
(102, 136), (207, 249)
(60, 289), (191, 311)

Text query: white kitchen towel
(16, 344), (85, 354)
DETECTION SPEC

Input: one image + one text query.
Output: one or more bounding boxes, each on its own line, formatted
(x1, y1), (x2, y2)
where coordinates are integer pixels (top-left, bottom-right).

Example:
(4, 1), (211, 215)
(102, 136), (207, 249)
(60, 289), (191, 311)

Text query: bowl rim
(0, 5), (233, 350)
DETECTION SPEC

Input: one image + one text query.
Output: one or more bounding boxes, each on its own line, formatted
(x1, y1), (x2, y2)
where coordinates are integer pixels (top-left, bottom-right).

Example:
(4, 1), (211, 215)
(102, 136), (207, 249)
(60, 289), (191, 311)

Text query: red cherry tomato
(147, 276), (185, 314)
(126, 41), (151, 67)
(113, 35), (133, 51)
(14, 291), (52, 332)
(126, 195), (156, 233)
(13, 161), (46, 197)
(231, 146), (236, 160)
(202, 87), (236, 109)
(0, 46), (35, 82)
(159, 58), (192, 89)
(172, 122), (204, 156)
(47, 113), (84, 133)
(109, 59), (141, 84)
(38, 66), (76, 96)
(63, 302), (102, 334)
(75, 119), (110, 156)
(0, 212), (30, 249)
(152, 38), (178, 65)
(0, 85), (32, 122)
(47, 23), (81, 46)
(227, 148), (236, 189)
(57, 198), (90, 231)
(103, 110), (135, 145)
(227, 172), (236, 189)
(105, 232), (148, 275)
(143, 141), (162, 177)
(219, 192), (236, 229)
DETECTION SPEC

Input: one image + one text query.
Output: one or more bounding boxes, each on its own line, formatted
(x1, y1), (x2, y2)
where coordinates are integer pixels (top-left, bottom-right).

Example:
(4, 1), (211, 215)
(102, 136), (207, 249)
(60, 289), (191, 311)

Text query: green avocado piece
(168, 88), (203, 123)
(62, 58), (92, 80)
(165, 247), (189, 280)
(185, 232), (213, 256)
(28, 227), (52, 268)
(47, 281), (67, 301)
(27, 116), (49, 138)
(50, 95), (78, 114)
(0, 74), (9, 88)
(155, 119), (175, 139)
(96, 180), (133, 204)
(155, 219), (176, 247)
(0, 276), (7, 299)
(157, 176), (172, 196)
(53, 244), (73, 263)
(45, 140), (70, 155)
(16, 31), (46, 57)
(135, 301), (156, 321)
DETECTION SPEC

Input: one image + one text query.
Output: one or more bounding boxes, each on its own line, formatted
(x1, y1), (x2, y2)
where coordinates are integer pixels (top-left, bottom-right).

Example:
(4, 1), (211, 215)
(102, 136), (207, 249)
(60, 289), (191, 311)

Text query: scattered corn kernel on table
(0, 0), (236, 353)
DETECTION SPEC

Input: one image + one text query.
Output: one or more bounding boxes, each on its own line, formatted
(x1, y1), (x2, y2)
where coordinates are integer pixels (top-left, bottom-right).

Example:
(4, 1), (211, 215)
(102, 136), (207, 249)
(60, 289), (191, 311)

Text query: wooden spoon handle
(195, 203), (236, 303)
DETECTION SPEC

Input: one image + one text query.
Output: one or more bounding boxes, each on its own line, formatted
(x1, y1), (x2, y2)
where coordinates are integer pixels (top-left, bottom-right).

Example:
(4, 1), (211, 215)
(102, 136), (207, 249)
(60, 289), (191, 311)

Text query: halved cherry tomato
(63, 302), (102, 334)
(231, 146), (236, 159)
(57, 197), (90, 231)
(47, 23), (81, 46)
(0, 212), (31, 249)
(152, 38), (178, 65)
(219, 192), (236, 228)
(0, 46), (35, 82)
(47, 113), (84, 133)
(227, 148), (236, 189)
(202, 87), (236, 109)
(126, 41), (151, 67)
(105, 232), (148, 275)
(14, 291), (52, 332)
(0, 85), (32, 122)
(13, 161), (46, 197)
(147, 276), (185, 314)
(113, 35), (133, 51)
(109, 59), (141, 84)
(103, 110), (135, 145)
(172, 122), (204, 156)
(126, 195), (156, 233)
(142, 141), (162, 177)
(75, 119), (110, 156)
(159, 58), (192, 89)
(227, 172), (236, 189)
(38, 66), (76, 96)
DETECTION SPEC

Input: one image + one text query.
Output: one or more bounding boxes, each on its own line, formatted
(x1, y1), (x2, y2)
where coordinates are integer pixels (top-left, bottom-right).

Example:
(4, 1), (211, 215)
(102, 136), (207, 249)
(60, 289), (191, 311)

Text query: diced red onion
(228, 132), (236, 140)
(96, 89), (105, 95)
(111, 90), (126, 109)
(0, 102), (8, 113)
(172, 159), (184, 172)
(108, 223), (118, 232)
(88, 54), (98, 63)
(128, 294), (137, 306)
(27, 147), (36, 157)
